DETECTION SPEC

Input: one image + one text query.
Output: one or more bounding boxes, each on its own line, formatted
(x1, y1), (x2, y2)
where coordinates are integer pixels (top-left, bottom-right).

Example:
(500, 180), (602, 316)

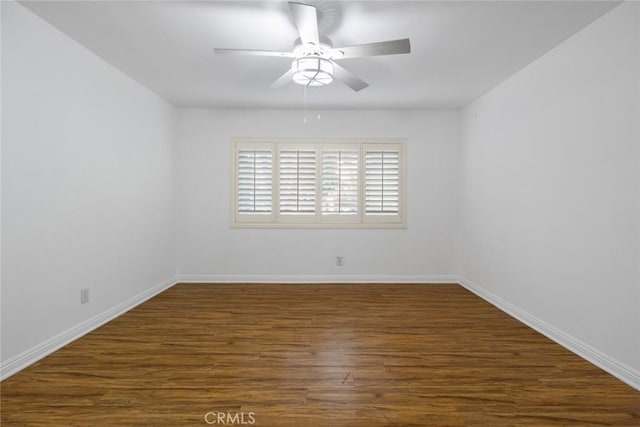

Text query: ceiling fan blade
(331, 62), (369, 92)
(271, 67), (296, 88)
(214, 48), (295, 58)
(289, 2), (320, 46)
(330, 38), (411, 59)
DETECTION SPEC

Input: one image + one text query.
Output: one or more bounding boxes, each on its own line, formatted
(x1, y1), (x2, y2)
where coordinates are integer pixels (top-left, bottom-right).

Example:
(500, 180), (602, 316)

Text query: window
(277, 145), (317, 224)
(321, 146), (360, 224)
(364, 144), (400, 223)
(234, 142), (274, 224)
(232, 139), (405, 228)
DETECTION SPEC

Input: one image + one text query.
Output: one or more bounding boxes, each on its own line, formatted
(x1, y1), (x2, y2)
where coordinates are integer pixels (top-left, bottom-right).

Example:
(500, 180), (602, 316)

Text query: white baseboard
(458, 276), (640, 391)
(176, 274), (458, 284)
(0, 276), (177, 381)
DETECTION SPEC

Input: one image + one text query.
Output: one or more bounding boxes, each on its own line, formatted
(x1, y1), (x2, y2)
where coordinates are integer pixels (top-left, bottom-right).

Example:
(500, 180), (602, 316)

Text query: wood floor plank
(1, 283), (639, 426)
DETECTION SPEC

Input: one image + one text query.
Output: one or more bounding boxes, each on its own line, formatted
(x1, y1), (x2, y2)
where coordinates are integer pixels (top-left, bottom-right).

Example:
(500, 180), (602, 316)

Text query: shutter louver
(237, 150), (272, 214)
(322, 150), (359, 215)
(365, 150), (400, 215)
(279, 149), (316, 214)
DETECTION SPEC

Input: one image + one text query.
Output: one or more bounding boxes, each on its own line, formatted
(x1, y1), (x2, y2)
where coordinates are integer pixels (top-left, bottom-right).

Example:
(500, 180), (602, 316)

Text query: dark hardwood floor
(1, 283), (639, 426)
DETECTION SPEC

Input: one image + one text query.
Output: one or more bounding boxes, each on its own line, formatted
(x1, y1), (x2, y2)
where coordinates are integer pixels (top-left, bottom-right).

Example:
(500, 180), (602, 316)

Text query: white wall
(1, 2), (176, 367)
(175, 109), (459, 282)
(459, 1), (639, 386)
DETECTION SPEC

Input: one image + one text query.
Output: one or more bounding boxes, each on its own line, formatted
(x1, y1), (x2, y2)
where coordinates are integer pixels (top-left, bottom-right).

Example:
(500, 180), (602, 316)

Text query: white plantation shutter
(364, 144), (403, 224)
(321, 148), (359, 219)
(279, 148), (317, 216)
(365, 151), (399, 213)
(232, 139), (405, 228)
(235, 143), (274, 223)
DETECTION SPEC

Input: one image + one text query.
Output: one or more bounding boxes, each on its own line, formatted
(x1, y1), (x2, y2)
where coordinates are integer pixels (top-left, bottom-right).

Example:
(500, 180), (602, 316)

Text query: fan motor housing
(292, 36), (333, 58)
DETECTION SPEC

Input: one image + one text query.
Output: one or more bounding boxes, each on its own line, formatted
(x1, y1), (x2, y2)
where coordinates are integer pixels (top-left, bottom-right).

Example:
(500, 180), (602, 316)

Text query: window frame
(230, 138), (406, 229)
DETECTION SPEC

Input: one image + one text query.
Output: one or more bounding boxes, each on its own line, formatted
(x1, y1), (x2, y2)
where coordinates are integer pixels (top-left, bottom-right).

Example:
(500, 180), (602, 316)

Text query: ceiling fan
(214, 2), (411, 92)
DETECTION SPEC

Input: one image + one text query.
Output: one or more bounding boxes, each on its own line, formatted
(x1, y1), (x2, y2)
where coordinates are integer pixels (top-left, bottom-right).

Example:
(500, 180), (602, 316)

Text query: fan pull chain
(302, 85), (322, 123)
(303, 84), (308, 124)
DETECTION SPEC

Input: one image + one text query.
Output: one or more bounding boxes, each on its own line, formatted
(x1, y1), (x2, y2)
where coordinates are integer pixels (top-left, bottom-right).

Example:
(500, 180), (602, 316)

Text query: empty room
(1, 0), (639, 425)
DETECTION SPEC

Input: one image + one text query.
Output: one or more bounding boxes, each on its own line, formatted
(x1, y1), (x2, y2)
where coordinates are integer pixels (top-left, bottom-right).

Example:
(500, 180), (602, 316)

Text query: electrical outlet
(80, 288), (89, 304)
(336, 256), (344, 267)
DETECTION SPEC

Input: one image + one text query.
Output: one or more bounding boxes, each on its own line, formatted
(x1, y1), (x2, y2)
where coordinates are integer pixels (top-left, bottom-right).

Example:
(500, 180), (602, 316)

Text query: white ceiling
(21, 1), (618, 110)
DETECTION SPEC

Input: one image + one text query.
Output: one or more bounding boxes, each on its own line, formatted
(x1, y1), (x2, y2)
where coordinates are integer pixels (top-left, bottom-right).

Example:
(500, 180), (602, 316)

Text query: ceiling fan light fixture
(215, 3), (410, 91)
(292, 56), (334, 87)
